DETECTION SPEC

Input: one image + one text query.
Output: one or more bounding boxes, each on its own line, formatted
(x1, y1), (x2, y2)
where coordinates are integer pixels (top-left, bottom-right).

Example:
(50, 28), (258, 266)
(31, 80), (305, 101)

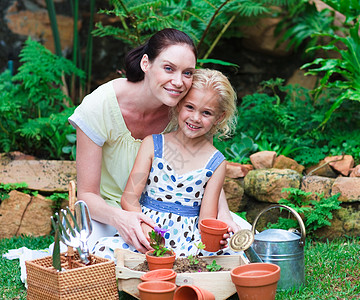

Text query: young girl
(93, 69), (239, 259)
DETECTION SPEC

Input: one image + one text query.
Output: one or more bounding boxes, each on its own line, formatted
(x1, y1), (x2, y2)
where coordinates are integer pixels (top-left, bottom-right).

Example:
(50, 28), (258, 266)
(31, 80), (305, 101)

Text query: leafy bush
(0, 38), (84, 159)
(215, 78), (360, 167)
(266, 188), (342, 236)
(92, 0), (293, 63)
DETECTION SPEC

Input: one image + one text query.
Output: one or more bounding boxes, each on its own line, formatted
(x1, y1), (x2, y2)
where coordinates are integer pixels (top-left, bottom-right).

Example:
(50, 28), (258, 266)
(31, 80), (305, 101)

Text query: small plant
(188, 241), (206, 266)
(0, 182), (30, 204)
(266, 188), (342, 236)
(148, 226), (173, 257)
(206, 260), (222, 272)
(224, 133), (259, 163)
(47, 192), (68, 213)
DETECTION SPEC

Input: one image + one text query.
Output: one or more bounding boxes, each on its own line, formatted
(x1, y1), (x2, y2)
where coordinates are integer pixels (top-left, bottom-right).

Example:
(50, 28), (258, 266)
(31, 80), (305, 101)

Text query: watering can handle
(251, 204), (306, 247)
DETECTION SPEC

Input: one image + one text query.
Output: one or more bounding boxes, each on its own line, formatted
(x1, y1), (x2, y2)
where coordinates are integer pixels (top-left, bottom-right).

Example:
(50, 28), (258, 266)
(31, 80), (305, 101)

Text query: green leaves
(268, 188), (342, 236)
(206, 259), (222, 272)
(302, 21), (360, 127)
(0, 38), (79, 159)
(92, 0), (282, 63)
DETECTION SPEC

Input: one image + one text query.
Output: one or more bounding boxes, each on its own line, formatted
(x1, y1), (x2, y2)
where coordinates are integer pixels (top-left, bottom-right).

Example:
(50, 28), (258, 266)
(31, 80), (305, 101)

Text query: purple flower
(154, 226), (169, 238)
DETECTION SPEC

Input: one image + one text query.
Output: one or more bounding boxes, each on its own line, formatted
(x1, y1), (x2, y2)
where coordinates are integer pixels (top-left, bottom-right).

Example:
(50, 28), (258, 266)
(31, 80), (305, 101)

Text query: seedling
(206, 260), (222, 272)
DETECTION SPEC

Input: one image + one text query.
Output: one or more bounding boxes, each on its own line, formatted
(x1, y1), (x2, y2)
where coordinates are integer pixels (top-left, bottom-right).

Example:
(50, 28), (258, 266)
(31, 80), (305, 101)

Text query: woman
(69, 28), (247, 254)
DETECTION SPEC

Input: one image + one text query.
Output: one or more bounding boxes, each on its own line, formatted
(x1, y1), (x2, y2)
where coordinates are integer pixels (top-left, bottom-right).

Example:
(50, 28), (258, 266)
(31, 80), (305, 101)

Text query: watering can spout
(244, 246), (263, 263)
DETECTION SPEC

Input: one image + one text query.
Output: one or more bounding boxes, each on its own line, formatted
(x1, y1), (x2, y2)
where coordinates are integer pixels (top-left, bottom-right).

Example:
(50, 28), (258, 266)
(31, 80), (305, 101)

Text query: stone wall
(225, 152), (360, 240)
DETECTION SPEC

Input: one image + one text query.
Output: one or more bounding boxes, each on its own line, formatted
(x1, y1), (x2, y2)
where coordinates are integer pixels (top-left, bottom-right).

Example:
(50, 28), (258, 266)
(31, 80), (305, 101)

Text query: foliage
(265, 188), (342, 236)
(148, 226), (173, 257)
(0, 182), (29, 204)
(0, 38), (82, 159)
(274, 0), (335, 57)
(45, 0), (96, 102)
(215, 78), (360, 167)
(302, 21), (360, 128)
(92, 0), (294, 64)
(47, 192), (69, 212)
(206, 259), (222, 272)
(224, 133), (258, 163)
(187, 241), (206, 266)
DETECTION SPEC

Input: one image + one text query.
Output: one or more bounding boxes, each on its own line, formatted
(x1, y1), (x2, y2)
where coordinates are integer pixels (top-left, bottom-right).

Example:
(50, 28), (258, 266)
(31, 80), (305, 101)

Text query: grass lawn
(1, 235), (359, 299)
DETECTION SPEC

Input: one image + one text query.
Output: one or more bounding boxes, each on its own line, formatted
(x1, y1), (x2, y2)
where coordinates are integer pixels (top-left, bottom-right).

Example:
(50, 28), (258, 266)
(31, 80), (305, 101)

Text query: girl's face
(177, 87), (225, 139)
(141, 44), (196, 107)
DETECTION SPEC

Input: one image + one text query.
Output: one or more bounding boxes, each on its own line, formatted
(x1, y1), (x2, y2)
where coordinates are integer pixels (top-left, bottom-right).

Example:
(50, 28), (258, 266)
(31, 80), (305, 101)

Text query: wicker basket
(26, 252), (118, 300)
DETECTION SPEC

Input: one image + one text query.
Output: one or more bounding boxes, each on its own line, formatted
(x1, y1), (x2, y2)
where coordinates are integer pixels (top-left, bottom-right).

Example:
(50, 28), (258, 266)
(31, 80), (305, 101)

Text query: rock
(286, 69), (318, 90)
(300, 175), (334, 201)
(223, 177), (246, 212)
(350, 165), (360, 177)
(244, 168), (302, 203)
(315, 204), (360, 240)
(0, 190), (53, 238)
(240, 16), (291, 56)
(331, 177), (360, 202)
(226, 162), (253, 178)
(273, 155), (305, 174)
(249, 151), (277, 169)
(324, 155), (354, 176)
(5, 2), (78, 54)
(305, 159), (338, 178)
(0, 159), (76, 192)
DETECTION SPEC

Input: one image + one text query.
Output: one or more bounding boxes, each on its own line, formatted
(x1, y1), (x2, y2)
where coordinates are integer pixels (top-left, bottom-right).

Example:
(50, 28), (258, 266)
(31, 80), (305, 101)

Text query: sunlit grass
(1, 236), (359, 299)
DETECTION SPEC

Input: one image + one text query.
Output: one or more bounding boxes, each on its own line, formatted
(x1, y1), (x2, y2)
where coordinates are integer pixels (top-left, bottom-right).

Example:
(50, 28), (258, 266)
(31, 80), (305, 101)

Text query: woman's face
(141, 44), (196, 107)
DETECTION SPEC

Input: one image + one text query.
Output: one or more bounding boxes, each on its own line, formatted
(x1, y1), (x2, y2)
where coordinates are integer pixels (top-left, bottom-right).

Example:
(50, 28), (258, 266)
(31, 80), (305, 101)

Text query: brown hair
(125, 28), (197, 82)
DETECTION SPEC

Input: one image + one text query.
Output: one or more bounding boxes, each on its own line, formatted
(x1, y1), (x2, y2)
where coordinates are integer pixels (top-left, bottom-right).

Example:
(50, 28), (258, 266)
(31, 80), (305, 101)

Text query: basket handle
(251, 204), (306, 247)
(67, 180), (77, 257)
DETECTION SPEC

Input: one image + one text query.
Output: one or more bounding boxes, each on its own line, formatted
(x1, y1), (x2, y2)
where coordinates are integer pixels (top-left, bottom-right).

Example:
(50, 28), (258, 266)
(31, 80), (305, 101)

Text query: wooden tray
(115, 249), (248, 300)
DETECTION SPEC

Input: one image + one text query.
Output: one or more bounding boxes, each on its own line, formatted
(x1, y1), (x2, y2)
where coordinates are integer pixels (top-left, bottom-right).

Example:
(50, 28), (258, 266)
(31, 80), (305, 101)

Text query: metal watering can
(251, 204), (306, 291)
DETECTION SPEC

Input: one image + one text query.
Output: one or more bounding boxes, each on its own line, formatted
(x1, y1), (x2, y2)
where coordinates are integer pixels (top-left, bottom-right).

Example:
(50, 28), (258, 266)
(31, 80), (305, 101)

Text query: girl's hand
(219, 215), (241, 248)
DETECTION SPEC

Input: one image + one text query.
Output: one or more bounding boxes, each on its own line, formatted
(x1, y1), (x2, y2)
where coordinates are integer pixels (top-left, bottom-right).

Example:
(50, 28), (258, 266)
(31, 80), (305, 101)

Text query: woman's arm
(76, 128), (155, 253)
(199, 161), (226, 221)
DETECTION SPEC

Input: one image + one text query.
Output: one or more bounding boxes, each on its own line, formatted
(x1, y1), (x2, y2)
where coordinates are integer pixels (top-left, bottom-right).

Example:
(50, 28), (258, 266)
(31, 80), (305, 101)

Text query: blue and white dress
(93, 134), (238, 259)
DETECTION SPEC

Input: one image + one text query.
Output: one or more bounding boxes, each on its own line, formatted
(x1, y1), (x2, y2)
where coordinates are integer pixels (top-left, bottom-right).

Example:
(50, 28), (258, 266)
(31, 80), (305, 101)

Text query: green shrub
(265, 188), (342, 236)
(0, 38), (84, 159)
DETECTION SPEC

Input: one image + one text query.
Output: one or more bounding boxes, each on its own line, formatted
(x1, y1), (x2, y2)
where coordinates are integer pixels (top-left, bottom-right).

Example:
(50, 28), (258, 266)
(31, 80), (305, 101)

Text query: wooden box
(115, 249), (248, 300)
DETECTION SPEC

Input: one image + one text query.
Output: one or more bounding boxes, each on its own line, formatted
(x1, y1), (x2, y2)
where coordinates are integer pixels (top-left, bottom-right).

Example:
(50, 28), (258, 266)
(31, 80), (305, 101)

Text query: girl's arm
(199, 160), (226, 221)
(121, 135), (154, 212)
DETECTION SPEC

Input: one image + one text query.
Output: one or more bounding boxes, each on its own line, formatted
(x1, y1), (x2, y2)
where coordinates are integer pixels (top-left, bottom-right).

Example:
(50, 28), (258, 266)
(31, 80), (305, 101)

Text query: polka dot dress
(92, 134), (239, 260)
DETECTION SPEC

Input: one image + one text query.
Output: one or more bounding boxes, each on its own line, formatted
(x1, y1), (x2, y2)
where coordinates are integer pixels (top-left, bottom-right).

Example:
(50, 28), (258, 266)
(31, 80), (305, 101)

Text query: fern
(0, 38), (81, 159)
(267, 188), (342, 236)
(92, 0), (292, 63)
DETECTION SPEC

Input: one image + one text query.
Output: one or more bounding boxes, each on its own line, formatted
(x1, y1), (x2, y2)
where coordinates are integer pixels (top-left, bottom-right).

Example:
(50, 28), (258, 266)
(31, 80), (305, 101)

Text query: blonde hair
(170, 68), (237, 138)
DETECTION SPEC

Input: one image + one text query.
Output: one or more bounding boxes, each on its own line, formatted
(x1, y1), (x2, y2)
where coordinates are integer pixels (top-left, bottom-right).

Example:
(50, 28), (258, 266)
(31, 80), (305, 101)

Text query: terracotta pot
(145, 250), (176, 271)
(230, 263), (281, 300)
(199, 218), (228, 252)
(174, 284), (215, 300)
(138, 280), (177, 300)
(141, 269), (177, 284)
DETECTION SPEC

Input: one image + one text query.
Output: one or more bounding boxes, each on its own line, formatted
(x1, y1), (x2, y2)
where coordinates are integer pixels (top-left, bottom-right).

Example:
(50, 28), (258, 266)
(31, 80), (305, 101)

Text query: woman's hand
(141, 222), (154, 243)
(113, 210), (156, 253)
